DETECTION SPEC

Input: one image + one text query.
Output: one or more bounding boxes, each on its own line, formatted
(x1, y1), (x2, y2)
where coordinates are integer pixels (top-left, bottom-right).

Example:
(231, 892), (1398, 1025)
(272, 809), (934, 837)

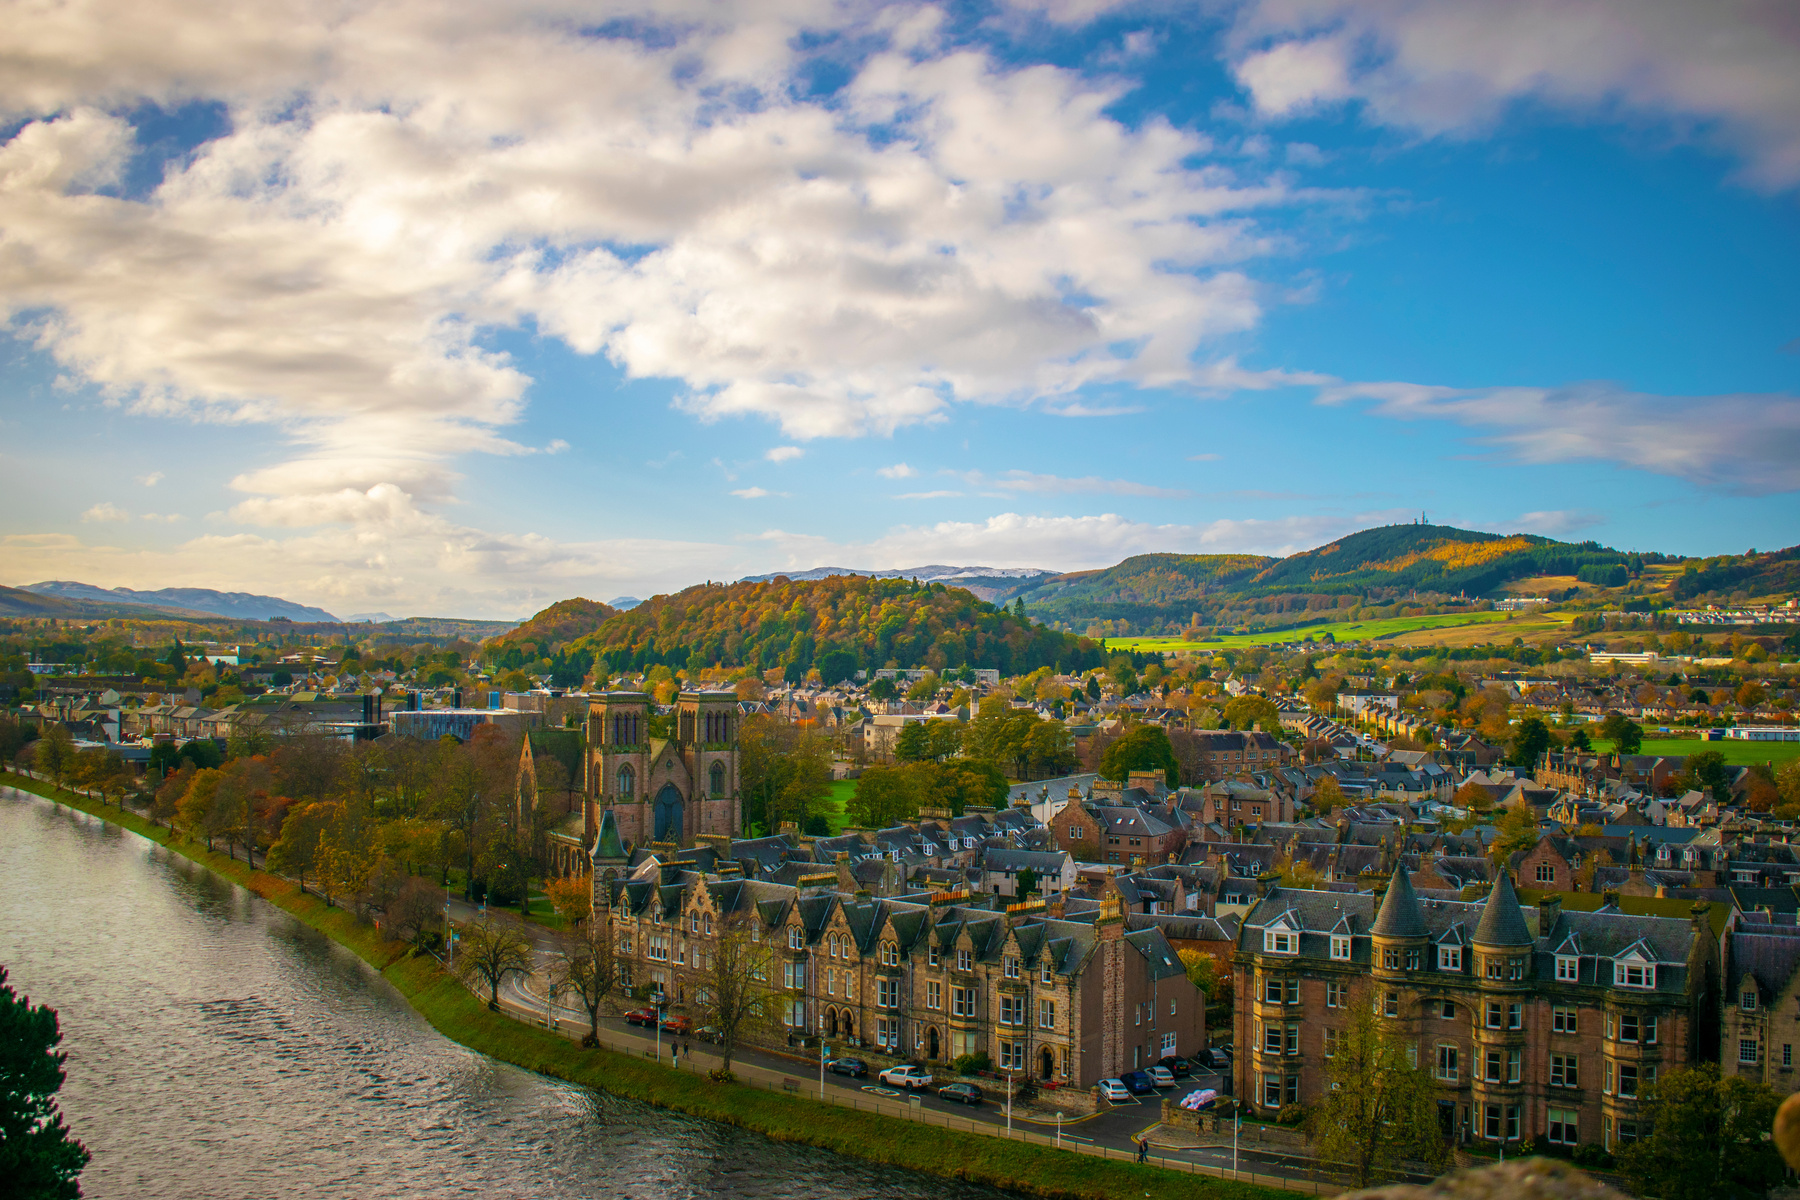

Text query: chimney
(1537, 893), (1561, 936)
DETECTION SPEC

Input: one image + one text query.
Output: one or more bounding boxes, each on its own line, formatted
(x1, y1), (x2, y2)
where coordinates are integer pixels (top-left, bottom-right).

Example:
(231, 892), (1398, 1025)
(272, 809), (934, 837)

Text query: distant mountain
(343, 612), (398, 623)
(608, 596), (644, 611)
(0, 583), (217, 621)
(737, 564), (1056, 603)
(23, 581), (341, 623)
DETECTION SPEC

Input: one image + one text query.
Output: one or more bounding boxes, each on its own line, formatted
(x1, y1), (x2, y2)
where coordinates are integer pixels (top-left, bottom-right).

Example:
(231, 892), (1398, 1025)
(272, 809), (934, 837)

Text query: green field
(822, 778), (855, 833)
(1111, 609), (1524, 652)
(1588, 737), (1800, 767)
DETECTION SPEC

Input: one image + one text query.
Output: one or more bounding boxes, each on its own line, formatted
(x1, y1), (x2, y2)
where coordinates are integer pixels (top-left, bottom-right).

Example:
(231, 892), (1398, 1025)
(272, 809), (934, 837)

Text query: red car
(623, 1008), (657, 1028)
(659, 1014), (693, 1035)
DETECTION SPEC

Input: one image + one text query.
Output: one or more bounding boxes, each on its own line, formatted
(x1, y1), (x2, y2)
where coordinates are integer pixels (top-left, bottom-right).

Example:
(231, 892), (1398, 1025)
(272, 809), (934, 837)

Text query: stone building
(1722, 912), (1800, 1094)
(598, 865), (1201, 1088)
(1234, 866), (1718, 1153)
(1184, 730), (1294, 782)
(585, 690), (740, 848)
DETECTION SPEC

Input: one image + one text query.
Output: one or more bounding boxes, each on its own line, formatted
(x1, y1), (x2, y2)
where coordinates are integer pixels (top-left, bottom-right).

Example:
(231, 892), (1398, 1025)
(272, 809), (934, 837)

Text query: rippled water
(0, 788), (1005, 1200)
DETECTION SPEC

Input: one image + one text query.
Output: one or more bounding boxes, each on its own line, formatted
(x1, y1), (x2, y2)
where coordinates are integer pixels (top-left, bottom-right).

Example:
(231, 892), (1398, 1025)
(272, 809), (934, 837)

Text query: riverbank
(2, 771), (1297, 1200)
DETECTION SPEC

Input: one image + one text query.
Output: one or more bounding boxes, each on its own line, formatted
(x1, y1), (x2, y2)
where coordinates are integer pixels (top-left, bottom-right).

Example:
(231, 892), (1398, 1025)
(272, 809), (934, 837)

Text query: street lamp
(653, 988), (668, 1063)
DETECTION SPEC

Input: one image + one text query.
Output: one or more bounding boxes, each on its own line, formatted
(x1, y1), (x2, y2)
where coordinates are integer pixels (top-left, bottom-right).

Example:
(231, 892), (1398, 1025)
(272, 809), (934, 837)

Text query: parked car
(1147, 1066), (1176, 1089)
(937, 1081), (983, 1105)
(1120, 1070), (1156, 1095)
(1158, 1055), (1194, 1079)
(696, 1026), (723, 1044)
(878, 1065), (935, 1090)
(827, 1058), (869, 1078)
(623, 1008), (657, 1027)
(1098, 1078), (1132, 1103)
(1201, 1047), (1232, 1070)
(659, 1014), (692, 1035)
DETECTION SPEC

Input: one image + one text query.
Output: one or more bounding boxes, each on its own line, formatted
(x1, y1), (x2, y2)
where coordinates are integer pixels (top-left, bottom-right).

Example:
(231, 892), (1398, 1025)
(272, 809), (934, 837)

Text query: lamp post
(653, 988), (667, 1064)
(445, 897), (454, 968)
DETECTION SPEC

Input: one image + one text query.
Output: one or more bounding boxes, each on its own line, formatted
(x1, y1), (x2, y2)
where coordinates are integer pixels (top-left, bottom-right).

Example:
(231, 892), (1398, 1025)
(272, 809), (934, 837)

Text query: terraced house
(1234, 867), (1718, 1152)
(598, 865), (1201, 1089)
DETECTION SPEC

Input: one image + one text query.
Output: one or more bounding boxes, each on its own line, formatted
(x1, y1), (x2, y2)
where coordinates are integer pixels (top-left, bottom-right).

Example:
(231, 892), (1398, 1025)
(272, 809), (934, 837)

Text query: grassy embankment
(3, 770), (1289, 1200)
(1586, 738), (1800, 768)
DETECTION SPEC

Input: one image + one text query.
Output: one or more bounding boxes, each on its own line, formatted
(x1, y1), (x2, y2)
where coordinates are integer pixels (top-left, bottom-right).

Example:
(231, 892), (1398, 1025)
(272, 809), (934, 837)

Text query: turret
(1370, 863), (1428, 976)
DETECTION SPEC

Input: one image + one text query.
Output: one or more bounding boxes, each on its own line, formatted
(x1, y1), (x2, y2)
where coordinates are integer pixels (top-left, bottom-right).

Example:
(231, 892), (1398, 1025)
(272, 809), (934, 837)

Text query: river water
(0, 788), (1006, 1200)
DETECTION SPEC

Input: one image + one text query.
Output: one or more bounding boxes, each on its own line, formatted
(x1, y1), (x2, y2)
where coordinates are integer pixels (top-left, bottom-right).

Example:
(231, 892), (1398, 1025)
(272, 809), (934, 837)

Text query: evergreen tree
(0, 966), (90, 1199)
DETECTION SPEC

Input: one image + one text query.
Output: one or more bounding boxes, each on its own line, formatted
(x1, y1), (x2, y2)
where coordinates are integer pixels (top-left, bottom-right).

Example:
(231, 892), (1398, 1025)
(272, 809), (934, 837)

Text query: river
(0, 788), (1008, 1200)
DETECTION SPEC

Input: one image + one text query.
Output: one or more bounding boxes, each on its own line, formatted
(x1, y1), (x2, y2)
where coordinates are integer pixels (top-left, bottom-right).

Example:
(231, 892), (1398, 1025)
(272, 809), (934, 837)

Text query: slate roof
(1370, 865), (1428, 938)
(1728, 929), (1800, 1002)
(1473, 870), (1536, 948)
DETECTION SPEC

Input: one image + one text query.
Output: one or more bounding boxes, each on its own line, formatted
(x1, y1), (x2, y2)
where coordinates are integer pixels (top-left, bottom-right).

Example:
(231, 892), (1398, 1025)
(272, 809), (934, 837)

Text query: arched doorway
(927, 1027), (940, 1059)
(842, 1012), (854, 1040)
(1040, 1047), (1055, 1080)
(654, 783), (684, 841)
(826, 1009), (838, 1037)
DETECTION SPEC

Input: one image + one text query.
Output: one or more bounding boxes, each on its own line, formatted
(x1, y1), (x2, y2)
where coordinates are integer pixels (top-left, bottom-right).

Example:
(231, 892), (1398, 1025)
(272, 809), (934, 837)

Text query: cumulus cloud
(877, 463), (918, 479)
(730, 487), (777, 499)
(1320, 379), (1800, 495)
(81, 502), (129, 522)
(137, 471), (164, 486)
(1228, 0), (1800, 188)
(765, 446), (804, 463)
(1506, 510), (1605, 538)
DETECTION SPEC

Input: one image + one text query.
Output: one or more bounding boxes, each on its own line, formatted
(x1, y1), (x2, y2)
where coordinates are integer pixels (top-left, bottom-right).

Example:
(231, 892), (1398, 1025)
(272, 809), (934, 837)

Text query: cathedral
(584, 689), (741, 850)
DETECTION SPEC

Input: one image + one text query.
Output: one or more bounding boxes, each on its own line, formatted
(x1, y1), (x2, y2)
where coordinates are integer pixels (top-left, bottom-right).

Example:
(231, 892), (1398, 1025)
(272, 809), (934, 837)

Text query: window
(1000, 995), (1025, 1027)
(1485, 1048), (1502, 1083)
(1325, 1028), (1342, 1058)
(1508, 1048), (1522, 1084)
(1284, 1075), (1300, 1106)
(1384, 948), (1402, 971)
(1263, 1075), (1282, 1108)
(1265, 977), (1287, 1004)
(1536, 863), (1556, 883)
(1069, 827), (1082, 839)
(1507, 1106), (1521, 1142)
(878, 979), (900, 1010)
(1440, 1000), (1457, 1020)
(1742, 990), (1759, 1011)
(951, 987), (976, 1018)
(1435, 1044), (1458, 1082)
(1004, 955), (1019, 978)
(1286, 1024), (1299, 1055)
(1041, 964), (1054, 985)
(1264, 1022), (1283, 1054)
(1548, 1108), (1578, 1146)
(617, 764), (636, 795)
(875, 1017), (899, 1050)
(704, 914), (713, 935)
(1553, 1007), (1578, 1034)
(1786, 1044), (1793, 1068)
(928, 945), (940, 967)
(1508, 1003), (1522, 1030)
(957, 948), (972, 972)
(1742, 1039), (1761, 1064)
(787, 999), (806, 1028)
(789, 926), (804, 950)
(1439, 946), (1463, 971)
(1407, 949), (1423, 971)
(1331, 935), (1351, 961)
(783, 962), (806, 990)
(648, 935), (669, 961)
(1644, 1015), (1657, 1044)
(1605, 1059), (1613, 1094)
(1039, 999), (1055, 1029)
(927, 981), (942, 1010)
(1486, 1001), (1502, 1029)
(1326, 981), (1345, 1008)
(881, 942), (900, 967)
(826, 967), (838, 996)
(1384, 992), (1398, 1017)
(1614, 960), (1655, 989)
(1484, 1104), (1502, 1140)
(1617, 1063), (1638, 1098)
(1616, 1120), (1638, 1146)
(1551, 1054), (1579, 1088)
(1161, 1031), (1178, 1056)
(1618, 1013), (1640, 1043)
(690, 913), (700, 934)
(1265, 930), (1297, 954)
(709, 760), (725, 797)
(1000, 1041), (1024, 1071)
(1556, 956), (1578, 982)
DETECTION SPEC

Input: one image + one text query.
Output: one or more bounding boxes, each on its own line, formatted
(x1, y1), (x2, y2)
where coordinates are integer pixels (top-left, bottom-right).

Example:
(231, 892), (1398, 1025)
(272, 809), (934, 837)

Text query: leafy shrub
(952, 1052), (992, 1076)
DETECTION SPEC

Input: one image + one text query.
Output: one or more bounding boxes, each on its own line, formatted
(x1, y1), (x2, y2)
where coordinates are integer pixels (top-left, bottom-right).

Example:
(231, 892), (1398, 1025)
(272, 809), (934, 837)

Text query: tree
(1452, 780), (1493, 814)
(1599, 711), (1643, 755)
(1097, 724), (1179, 788)
(454, 915), (534, 1010)
(848, 764), (919, 828)
(544, 872), (593, 923)
(1311, 774), (1346, 814)
(867, 677), (898, 702)
(1491, 804), (1540, 863)
(1508, 714), (1551, 769)
(0, 965), (90, 1199)
(1307, 1002), (1448, 1188)
(550, 905), (618, 1047)
(386, 876), (445, 954)
(1014, 867), (1039, 897)
(690, 916), (777, 1076)
(266, 800), (332, 895)
(35, 725), (73, 791)
(1222, 694), (1282, 733)
(1618, 1064), (1782, 1200)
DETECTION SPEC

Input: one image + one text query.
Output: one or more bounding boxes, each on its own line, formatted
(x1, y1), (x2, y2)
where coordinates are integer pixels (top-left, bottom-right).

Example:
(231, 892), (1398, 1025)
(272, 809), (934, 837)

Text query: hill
(23, 580), (340, 622)
(1238, 525), (1632, 598)
(488, 575), (1101, 682)
(0, 583), (217, 621)
(999, 553), (1272, 624)
(1667, 544), (1800, 604)
(738, 564), (1055, 602)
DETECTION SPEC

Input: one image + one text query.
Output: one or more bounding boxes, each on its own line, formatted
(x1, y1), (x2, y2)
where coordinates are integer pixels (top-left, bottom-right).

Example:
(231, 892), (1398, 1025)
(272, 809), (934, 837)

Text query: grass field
(4, 770), (1287, 1200)
(1111, 609), (1531, 652)
(1588, 738), (1800, 767)
(822, 778), (855, 833)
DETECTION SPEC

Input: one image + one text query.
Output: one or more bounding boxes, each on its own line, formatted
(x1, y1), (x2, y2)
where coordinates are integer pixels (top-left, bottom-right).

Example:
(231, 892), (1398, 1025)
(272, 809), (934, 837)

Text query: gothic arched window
(709, 761), (726, 798)
(617, 764), (636, 797)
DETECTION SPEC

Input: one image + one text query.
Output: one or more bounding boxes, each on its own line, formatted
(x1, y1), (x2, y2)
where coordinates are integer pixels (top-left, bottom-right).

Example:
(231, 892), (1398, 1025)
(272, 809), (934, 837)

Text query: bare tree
(453, 915), (534, 1010)
(689, 916), (777, 1077)
(386, 876), (445, 954)
(550, 907), (618, 1047)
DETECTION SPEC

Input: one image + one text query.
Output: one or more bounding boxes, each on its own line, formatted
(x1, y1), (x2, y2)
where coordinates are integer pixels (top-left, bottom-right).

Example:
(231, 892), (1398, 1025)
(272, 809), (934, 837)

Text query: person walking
(1136, 1137), (1149, 1164)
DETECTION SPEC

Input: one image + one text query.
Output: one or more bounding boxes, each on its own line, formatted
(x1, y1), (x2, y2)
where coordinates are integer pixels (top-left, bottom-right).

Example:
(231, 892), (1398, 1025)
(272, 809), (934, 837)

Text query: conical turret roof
(1473, 868), (1535, 947)
(592, 808), (628, 862)
(1370, 864), (1427, 938)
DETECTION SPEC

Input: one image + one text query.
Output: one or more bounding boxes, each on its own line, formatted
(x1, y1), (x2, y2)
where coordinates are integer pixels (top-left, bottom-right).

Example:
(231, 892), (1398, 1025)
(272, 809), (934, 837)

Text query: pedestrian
(1136, 1137), (1148, 1163)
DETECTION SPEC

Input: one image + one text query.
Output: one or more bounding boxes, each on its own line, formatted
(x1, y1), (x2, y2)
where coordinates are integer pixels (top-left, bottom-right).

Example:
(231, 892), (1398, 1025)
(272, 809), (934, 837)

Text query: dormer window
(1331, 935), (1351, 961)
(1742, 990), (1759, 1012)
(1439, 946), (1463, 971)
(1264, 929), (1297, 954)
(1613, 960), (1655, 989)
(1556, 956), (1578, 982)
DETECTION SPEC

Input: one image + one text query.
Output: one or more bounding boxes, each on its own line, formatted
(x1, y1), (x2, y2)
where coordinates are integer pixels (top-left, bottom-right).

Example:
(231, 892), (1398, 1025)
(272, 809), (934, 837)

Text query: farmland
(1588, 737), (1800, 767)
(1109, 609), (1535, 653)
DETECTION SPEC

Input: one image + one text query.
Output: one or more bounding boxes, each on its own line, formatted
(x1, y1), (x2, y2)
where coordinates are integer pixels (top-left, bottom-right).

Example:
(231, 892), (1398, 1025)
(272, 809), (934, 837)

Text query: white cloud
(1320, 379), (1800, 494)
(544, 439), (570, 455)
(981, 470), (1193, 499)
(731, 487), (776, 499)
(1228, 0), (1800, 188)
(877, 463), (918, 479)
(81, 501), (129, 522)
(1506, 510), (1605, 538)
(137, 471), (164, 487)
(765, 446), (804, 463)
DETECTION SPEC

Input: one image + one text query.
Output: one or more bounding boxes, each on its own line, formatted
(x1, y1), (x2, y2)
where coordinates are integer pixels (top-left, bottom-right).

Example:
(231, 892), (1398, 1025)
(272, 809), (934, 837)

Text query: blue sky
(0, 0), (1795, 619)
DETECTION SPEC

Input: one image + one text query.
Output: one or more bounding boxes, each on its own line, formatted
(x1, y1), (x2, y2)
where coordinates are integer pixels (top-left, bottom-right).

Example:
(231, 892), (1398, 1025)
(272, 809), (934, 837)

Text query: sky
(0, 0), (1796, 621)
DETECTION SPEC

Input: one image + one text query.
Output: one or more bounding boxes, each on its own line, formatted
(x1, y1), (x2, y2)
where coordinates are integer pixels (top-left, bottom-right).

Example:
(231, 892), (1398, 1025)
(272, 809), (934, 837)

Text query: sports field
(1110, 609), (1527, 652)
(1588, 737), (1800, 767)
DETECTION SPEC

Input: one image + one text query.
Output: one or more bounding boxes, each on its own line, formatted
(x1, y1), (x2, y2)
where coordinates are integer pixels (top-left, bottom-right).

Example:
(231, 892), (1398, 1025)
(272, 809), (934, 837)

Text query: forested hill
(488, 575), (1104, 681)
(997, 524), (1645, 633)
